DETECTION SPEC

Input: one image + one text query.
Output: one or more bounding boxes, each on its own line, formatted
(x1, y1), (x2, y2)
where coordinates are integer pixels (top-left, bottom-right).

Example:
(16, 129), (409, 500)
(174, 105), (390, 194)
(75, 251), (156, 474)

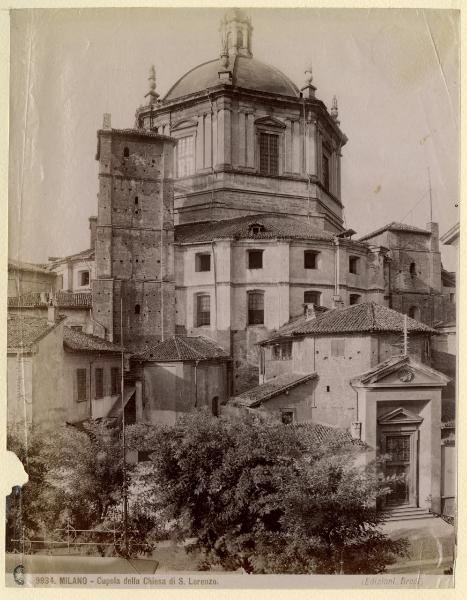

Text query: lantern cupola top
(220, 8), (253, 58)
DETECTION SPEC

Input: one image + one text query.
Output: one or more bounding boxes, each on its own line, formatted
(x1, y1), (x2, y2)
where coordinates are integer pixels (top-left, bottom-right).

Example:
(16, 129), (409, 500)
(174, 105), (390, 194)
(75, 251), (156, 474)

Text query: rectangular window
(281, 409), (295, 425)
(177, 135), (195, 177)
(248, 249), (263, 269)
(95, 368), (104, 399)
(349, 294), (361, 305)
(197, 295), (211, 327)
(322, 153), (330, 191)
(331, 338), (345, 357)
(248, 291), (264, 325)
(70, 325), (83, 332)
(79, 271), (90, 286)
(349, 256), (359, 274)
(259, 133), (279, 176)
(76, 368), (87, 402)
(304, 291), (320, 306)
(272, 341), (292, 360)
(196, 253), (211, 272)
(304, 250), (318, 269)
(111, 367), (120, 396)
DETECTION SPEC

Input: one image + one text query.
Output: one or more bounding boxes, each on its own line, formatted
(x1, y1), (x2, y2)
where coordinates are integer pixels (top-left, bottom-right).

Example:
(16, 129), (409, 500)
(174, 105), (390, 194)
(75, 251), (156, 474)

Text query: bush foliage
(7, 411), (407, 572)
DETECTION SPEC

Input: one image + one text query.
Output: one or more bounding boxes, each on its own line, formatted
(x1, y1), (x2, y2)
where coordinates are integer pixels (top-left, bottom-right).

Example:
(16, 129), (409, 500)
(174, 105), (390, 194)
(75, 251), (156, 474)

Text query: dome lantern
(220, 8), (253, 58)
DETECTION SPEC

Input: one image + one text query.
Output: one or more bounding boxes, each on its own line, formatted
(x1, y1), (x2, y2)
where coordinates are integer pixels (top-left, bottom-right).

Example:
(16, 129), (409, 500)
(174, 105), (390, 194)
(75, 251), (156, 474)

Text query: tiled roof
(133, 336), (230, 362)
(7, 316), (63, 350)
(8, 291), (92, 309)
(294, 422), (359, 447)
(175, 214), (338, 244)
(96, 128), (176, 160)
(359, 222), (430, 242)
(98, 128), (176, 141)
(261, 302), (435, 343)
(49, 248), (94, 265)
(8, 259), (53, 274)
(232, 372), (317, 408)
(63, 327), (124, 353)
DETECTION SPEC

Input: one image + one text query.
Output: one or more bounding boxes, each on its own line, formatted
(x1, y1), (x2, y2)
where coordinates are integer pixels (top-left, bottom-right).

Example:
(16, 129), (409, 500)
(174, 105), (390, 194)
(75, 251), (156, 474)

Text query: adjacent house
(131, 335), (232, 425)
(231, 302), (450, 513)
(7, 305), (126, 432)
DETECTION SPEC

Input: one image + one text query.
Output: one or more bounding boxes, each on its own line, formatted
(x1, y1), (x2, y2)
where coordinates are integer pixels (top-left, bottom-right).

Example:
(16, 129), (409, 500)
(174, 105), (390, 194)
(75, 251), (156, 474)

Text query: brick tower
(93, 114), (177, 345)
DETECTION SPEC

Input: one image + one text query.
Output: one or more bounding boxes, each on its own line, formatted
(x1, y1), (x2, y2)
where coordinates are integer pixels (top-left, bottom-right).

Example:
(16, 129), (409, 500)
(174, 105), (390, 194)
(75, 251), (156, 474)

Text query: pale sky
(8, 7), (459, 270)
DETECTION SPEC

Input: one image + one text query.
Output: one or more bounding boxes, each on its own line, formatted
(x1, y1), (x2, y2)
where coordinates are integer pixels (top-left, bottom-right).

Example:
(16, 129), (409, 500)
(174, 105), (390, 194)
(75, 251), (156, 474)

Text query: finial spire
(301, 63), (317, 99)
(220, 35), (229, 69)
(144, 65), (159, 105)
(304, 64), (313, 85)
(331, 95), (340, 124)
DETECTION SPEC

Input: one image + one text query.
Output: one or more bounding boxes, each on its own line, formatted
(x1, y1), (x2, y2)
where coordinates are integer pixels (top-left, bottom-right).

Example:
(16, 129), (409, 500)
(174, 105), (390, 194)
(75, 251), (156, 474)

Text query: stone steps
(383, 506), (435, 522)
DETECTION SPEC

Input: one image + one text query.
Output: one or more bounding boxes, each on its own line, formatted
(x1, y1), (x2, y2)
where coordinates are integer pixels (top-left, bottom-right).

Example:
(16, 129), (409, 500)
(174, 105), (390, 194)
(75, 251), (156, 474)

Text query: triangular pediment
(352, 356), (450, 388)
(254, 116), (286, 129)
(378, 407), (424, 425)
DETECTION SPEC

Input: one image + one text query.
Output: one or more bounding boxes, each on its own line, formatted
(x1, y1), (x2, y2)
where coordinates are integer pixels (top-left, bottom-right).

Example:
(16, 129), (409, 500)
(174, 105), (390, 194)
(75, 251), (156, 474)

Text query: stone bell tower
(92, 114), (177, 345)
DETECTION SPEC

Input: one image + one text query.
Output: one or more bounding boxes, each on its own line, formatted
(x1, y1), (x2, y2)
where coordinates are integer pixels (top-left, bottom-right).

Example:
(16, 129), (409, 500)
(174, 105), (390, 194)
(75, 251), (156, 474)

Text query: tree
(128, 411), (408, 574)
(6, 419), (158, 556)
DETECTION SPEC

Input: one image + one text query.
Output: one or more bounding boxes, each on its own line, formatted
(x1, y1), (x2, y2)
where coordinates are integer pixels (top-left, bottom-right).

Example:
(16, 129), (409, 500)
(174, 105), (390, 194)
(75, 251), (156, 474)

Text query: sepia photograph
(5, 5), (459, 588)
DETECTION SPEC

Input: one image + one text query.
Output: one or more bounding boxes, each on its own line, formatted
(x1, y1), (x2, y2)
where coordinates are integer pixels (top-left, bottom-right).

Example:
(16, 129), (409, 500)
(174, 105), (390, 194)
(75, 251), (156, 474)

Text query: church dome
(163, 55), (300, 102)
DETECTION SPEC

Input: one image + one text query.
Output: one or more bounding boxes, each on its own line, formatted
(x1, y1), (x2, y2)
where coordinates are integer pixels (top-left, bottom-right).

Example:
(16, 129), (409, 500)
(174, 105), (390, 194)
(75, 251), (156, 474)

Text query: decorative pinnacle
(220, 35), (229, 69)
(144, 64), (160, 105)
(331, 95), (340, 123)
(304, 64), (314, 86)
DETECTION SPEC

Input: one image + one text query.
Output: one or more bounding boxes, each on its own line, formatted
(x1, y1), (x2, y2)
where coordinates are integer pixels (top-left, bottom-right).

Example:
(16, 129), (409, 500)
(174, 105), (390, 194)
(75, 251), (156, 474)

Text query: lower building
(7, 305), (126, 432)
(131, 336), (232, 425)
(231, 302), (450, 513)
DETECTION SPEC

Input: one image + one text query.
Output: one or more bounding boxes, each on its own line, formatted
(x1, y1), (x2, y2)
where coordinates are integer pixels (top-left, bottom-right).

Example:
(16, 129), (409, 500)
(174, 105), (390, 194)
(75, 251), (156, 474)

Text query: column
(216, 101), (232, 168)
(204, 113), (212, 169)
(292, 120), (300, 174)
(305, 121), (317, 177)
(217, 108), (225, 168)
(246, 112), (255, 168)
(285, 119), (292, 173)
(212, 110), (218, 167)
(196, 114), (204, 171)
(238, 111), (246, 166)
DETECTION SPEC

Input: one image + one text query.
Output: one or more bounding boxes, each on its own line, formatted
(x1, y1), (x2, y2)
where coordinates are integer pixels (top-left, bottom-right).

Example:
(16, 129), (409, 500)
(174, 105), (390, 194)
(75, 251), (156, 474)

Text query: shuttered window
(95, 368), (104, 399)
(111, 367), (120, 396)
(77, 369), (87, 402)
(248, 291), (264, 325)
(259, 133), (279, 176)
(331, 338), (345, 357)
(197, 295), (210, 327)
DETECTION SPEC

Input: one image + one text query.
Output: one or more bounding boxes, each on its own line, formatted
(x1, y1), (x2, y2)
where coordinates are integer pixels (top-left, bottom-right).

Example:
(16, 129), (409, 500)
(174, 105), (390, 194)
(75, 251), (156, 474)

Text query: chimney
(47, 297), (57, 326)
(304, 303), (317, 321)
(89, 216), (97, 250)
(332, 295), (344, 309)
(427, 222), (439, 253)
